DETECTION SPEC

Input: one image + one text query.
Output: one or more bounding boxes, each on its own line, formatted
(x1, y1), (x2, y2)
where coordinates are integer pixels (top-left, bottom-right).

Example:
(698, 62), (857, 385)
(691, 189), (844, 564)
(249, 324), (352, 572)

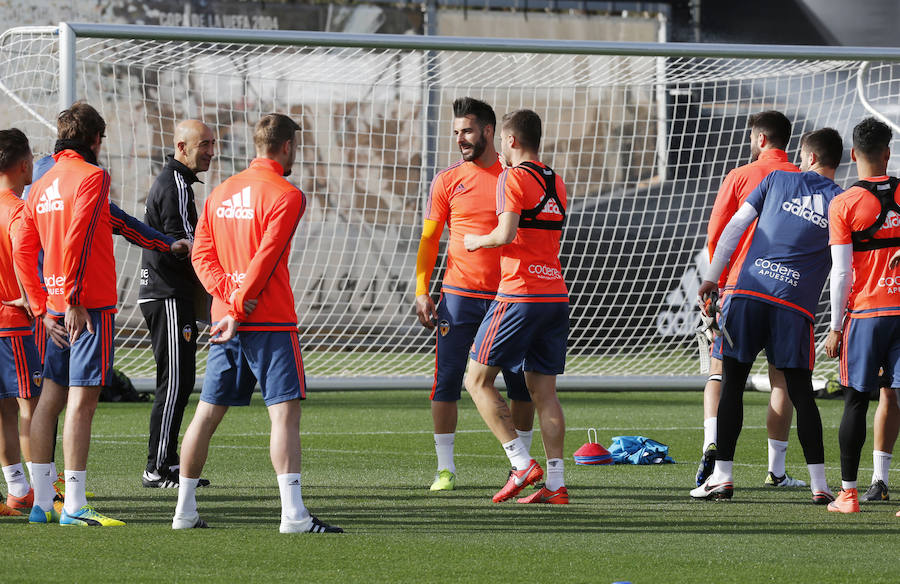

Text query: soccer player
(0, 128), (40, 516)
(464, 109), (569, 504)
(139, 120), (214, 489)
(860, 386), (900, 501)
(173, 114), (341, 533)
(698, 110), (805, 489)
(415, 97), (534, 491)
(22, 145), (189, 500)
(824, 117), (900, 514)
(14, 102), (186, 526)
(691, 127), (844, 503)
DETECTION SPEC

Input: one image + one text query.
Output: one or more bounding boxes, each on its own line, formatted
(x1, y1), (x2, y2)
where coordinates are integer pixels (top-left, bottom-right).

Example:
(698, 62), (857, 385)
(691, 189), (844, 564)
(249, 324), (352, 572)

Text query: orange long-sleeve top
(706, 149), (799, 291)
(829, 176), (900, 318)
(191, 158), (305, 331)
(0, 189), (31, 336)
(15, 150), (116, 316)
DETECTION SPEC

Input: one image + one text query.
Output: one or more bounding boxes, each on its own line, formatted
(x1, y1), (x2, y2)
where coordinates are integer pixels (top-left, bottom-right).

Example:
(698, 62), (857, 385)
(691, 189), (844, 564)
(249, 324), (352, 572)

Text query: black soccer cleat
(860, 480), (890, 502)
(143, 469), (210, 488)
(308, 516), (344, 533)
(695, 443), (717, 487)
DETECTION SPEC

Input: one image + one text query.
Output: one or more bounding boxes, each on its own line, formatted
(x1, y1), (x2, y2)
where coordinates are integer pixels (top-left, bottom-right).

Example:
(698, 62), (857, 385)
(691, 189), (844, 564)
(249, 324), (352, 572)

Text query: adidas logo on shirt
(454, 183), (466, 192)
(35, 178), (63, 214)
(216, 186), (254, 220)
(540, 198), (563, 216)
(878, 210), (900, 231)
(781, 194), (827, 228)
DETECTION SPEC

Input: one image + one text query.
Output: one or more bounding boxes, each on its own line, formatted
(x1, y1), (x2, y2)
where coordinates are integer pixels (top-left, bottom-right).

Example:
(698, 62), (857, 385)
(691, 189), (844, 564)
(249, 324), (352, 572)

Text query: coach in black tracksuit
(139, 120), (215, 488)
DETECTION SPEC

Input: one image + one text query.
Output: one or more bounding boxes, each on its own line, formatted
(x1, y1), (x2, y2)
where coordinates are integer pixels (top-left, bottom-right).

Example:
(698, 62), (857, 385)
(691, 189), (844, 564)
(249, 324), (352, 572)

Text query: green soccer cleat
(60, 505), (125, 527)
(429, 469), (456, 491)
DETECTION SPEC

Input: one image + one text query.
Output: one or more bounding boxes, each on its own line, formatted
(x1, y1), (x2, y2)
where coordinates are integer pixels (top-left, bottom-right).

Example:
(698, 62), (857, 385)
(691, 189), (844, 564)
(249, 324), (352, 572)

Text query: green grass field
(6, 390), (900, 583)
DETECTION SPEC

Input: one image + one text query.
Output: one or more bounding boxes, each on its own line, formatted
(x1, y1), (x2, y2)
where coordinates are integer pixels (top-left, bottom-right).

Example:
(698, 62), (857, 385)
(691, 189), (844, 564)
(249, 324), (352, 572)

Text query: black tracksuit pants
(140, 297), (197, 473)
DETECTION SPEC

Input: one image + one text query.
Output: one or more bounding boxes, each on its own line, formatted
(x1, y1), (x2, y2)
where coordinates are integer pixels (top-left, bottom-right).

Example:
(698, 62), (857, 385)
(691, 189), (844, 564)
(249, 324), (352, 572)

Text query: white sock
(31, 463), (55, 511)
(768, 439), (789, 477)
(2, 463), (30, 497)
(277, 473), (309, 522)
(502, 437), (532, 470)
(545, 458), (564, 491)
(703, 417), (717, 451)
(25, 461), (34, 483)
(434, 433), (456, 474)
(62, 470), (87, 515)
(50, 461), (57, 481)
(873, 450), (892, 484)
(710, 460), (733, 484)
(175, 476), (200, 517)
(841, 480), (857, 491)
(807, 463), (828, 494)
(516, 429), (534, 454)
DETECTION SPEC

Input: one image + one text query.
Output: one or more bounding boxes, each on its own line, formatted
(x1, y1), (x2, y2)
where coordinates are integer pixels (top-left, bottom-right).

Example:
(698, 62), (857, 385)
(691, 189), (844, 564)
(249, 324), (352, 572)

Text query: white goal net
(1, 24), (899, 388)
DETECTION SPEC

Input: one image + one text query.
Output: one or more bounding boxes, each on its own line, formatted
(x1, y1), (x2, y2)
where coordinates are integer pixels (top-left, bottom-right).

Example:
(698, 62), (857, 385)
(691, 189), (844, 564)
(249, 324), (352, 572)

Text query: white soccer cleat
(280, 515), (343, 533)
(764, 472), (807, 488)
(172, 512), (209, 529)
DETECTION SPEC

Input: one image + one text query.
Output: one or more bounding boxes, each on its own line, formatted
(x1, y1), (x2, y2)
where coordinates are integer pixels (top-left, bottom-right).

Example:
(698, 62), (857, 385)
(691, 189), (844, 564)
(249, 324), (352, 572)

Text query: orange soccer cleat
(0, 501), (22, 516)
(827, 488), (860, 513)
(6, 488), (34, 511)
(517, 485), (569, 504)
(492, 459), (544, 503)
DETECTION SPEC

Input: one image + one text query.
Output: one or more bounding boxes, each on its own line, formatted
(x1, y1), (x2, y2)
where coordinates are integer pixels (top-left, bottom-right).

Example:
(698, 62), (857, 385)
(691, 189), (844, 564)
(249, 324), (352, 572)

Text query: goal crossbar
(64, 22), (900, 61)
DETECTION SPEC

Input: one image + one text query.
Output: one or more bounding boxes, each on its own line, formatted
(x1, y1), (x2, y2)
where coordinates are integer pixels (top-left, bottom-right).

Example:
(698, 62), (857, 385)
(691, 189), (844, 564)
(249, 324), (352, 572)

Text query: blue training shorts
(43, 311), (115, 387)
(0, 334), (42, 399)
(721, 296), (814, 370)
(432, 292), (530, 402)
(840, 315), (900, 393)
(470, 300), (568, 375)
(201, 330), (306, 407)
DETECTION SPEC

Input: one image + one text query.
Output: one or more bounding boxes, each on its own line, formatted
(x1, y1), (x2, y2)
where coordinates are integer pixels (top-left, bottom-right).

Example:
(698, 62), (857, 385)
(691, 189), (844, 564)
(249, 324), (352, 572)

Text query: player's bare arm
(464, 212), (518, 251)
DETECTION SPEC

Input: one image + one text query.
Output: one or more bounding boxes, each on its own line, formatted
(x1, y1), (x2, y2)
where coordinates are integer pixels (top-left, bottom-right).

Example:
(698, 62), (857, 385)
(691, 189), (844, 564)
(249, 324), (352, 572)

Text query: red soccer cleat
(492, 459), (543, 503)
(517, 485), (569, 504)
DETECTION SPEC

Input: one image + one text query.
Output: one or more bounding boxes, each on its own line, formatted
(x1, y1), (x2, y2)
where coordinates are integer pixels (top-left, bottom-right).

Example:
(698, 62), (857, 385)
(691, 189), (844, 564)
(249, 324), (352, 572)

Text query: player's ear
(757, 132), (768, 149)
(850, 147), (857, 163)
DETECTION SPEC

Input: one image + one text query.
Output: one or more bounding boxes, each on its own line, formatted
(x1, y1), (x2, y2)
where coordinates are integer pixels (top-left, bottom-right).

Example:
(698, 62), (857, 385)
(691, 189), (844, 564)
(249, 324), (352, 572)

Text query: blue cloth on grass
(608, 435), (674, 464)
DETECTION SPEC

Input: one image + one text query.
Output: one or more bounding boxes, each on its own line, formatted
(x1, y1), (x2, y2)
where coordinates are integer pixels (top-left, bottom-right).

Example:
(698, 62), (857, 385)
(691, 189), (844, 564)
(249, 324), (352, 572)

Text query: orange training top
(15, 150), (116, 316)
(0, 189), (31, 336)
(424, 157), (504, 299)
(192, 158), (305, 331)
(495, 161), (568, 302)
(707, 149), (799, 290)
(829, 176), (900, 318)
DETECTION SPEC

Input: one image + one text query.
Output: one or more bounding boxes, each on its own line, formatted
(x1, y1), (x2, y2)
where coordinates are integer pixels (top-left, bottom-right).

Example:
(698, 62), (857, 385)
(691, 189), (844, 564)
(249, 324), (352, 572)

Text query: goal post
(3, 22), (900, 390)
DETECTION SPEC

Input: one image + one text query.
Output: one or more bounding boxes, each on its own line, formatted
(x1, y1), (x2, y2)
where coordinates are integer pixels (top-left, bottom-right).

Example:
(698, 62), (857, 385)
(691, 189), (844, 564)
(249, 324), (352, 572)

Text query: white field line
(89, 423), (839, 439)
